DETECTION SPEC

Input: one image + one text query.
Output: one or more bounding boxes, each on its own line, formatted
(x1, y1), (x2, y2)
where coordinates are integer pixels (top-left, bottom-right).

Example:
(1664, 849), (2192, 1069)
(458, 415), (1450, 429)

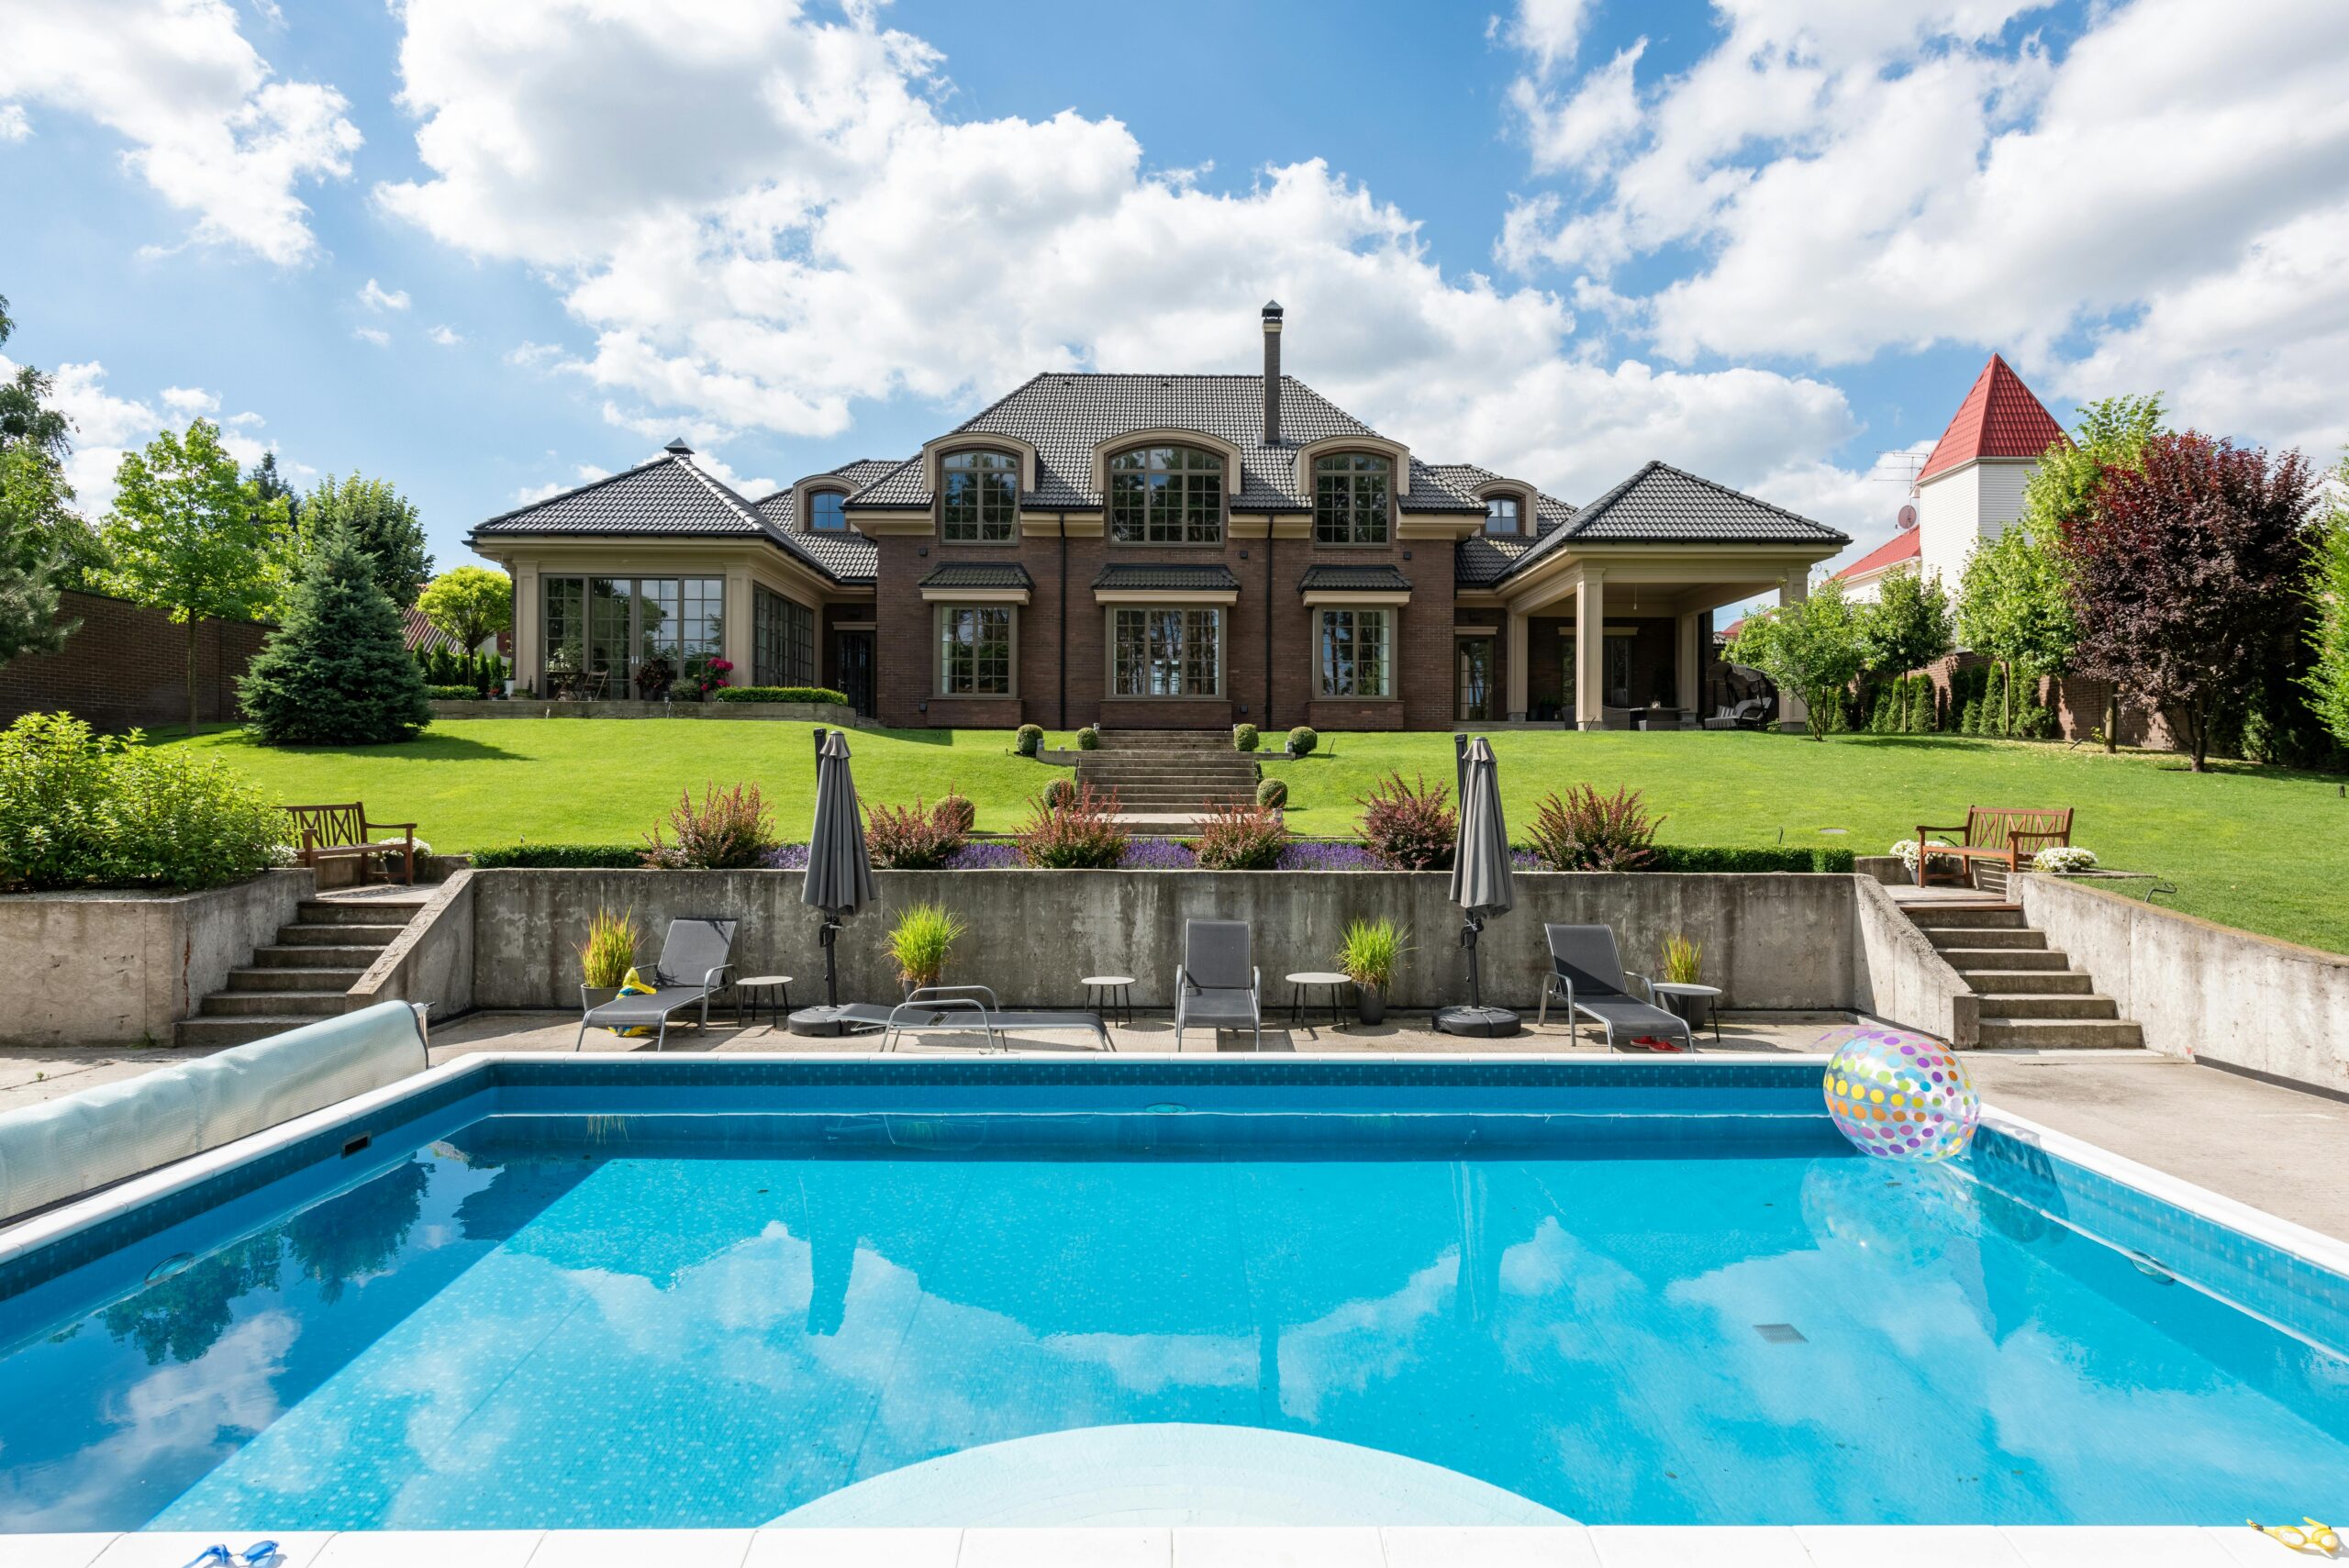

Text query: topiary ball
(1819, 1025), (1980, 1162)
(932, 794), (975, 834)
(1286, 725), (1318, 757)
(1014, 723), (1043, 757)
(1042, 776), (1076, 808)
(1256, 777), (1287, 808)
(1233, 723), (1259, 753)
(1075, 726), (1099, 751)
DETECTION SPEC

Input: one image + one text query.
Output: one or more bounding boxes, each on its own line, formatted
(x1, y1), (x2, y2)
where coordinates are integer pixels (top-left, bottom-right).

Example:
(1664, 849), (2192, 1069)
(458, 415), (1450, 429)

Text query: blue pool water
(1, 1085), (2345, 1531)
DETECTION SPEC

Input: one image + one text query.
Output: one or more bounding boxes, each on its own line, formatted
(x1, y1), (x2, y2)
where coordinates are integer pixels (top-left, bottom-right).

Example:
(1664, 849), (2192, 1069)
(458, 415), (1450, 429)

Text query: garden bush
(239, 523), (433, 745)
(1014, 723), (1043, 757)
(1646, 845), (1856, 873)
(711, 685), (852, 706)
(933, 793), (976, 835)
(641, 783), (775, 869)
(470, 843), (647, 868)
(1357, 771), (1456, 870)
(1232, 723), (1259, 752)
(422, 684), (476, 701)
(1075, 726), (1100, 751)
(1255, 777), (1287, 809)
(0, 712), (283, 892)
(865, 797), (968, 869)
(1286, 725), (1318, 756)
(1527, 784), (1664, 871)
(1041, 776), (1076, 809)
(1192, 801), (1289, 871)
(1018, 782), (1128, 868)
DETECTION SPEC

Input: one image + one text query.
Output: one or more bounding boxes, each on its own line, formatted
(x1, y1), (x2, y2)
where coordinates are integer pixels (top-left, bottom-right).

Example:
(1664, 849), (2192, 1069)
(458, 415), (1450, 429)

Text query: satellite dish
(1897, 504), (1919, 530)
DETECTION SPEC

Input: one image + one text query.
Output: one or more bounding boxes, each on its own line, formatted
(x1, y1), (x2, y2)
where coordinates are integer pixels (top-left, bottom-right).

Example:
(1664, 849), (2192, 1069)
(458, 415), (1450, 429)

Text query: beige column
(1675, 609), (1700, 723)
(723, 570), (754, 682)
(514, 565), (540, 694)
(1504, 609), (1530, 721)
(1574, 569), (1606, 729)
(1776, 573), (1810, 733)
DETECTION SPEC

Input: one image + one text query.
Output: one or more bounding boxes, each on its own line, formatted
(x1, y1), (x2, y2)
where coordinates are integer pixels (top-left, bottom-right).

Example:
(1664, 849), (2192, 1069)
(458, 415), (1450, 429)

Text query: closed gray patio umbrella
(1436, 735), (1521, 1038)
(788, 728), (877, 1036)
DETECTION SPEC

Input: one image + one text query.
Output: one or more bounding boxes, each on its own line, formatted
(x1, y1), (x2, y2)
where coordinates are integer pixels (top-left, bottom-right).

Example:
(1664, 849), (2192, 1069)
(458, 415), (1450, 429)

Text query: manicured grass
(156, 721), (2349, 953)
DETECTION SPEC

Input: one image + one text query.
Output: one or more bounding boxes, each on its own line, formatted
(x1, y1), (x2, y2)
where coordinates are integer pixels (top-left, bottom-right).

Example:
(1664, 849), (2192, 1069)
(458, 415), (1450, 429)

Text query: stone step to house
(225, 965), (372, 992)
(273, 921), (412, 947)
(1955, 968), (2097, 995)
(1935, 946), (2071, 971)
(1976, 1017), (2146, 1050)
(250, 944), (377, 969)
(1975, 992), (2121, 1019)
(1903, 905), (2026, 929)
(296, 897), (429, 926)
(1097, 731), (1241, 751)
(176, 895), (421, 1047)
(199, 989), (360, 1017)
(1919, 926), (2047, 951)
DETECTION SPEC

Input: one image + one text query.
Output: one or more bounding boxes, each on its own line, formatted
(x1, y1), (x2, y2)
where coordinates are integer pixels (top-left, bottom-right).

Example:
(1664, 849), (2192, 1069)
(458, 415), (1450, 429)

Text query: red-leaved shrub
(1357, 771), (1456, 870)
(641, 782), (775, 869)
(1018, 782), (1130, 868)
(1527, 784), (1662, 870)
(865, 797), (967, 870)
(1192, 801), (1289, 870)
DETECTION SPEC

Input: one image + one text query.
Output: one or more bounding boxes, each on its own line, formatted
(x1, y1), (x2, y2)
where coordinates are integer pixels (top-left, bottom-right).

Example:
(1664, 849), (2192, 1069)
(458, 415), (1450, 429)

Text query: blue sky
(4, 0), (2344, 593)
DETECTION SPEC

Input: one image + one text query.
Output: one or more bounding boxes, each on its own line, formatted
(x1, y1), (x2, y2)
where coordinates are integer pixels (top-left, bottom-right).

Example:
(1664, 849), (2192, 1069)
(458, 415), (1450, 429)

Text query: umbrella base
(1434, 1005), (1522, 1039)
(786, 1005), (877, 1038)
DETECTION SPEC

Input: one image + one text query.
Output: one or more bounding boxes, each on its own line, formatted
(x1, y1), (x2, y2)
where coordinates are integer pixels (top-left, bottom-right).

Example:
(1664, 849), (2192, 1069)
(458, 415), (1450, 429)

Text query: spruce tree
(239, 524), (433, 743)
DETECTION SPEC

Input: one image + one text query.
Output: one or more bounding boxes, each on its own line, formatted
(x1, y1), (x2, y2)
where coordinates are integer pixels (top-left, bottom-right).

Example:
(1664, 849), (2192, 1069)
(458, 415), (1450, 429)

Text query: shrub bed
(712, 685), (852, 706)
(471, 843), (649, 868)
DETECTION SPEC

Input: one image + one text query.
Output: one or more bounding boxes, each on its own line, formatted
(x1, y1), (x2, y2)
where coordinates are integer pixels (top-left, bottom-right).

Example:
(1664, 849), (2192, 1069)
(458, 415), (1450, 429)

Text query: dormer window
(808, 489), (849, 531)
(1484, 495), (1520, 536)
(1108, 444), (1224, 544)
(1313, 452), (1390, 545)
(941, 449), (1019, 542)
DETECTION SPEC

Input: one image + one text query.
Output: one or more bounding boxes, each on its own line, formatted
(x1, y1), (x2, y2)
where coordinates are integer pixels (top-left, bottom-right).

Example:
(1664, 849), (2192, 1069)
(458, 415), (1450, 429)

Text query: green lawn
(157, 721), (2349, 954)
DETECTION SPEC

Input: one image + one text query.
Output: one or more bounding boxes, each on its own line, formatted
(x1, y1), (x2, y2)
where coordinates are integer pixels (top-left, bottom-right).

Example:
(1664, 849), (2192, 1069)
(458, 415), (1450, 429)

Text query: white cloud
(1512, 40), (1645, 176)
(358, 277), (411, 311)
(1494, 0), (1596, 78)
(505, 340), (563, 368)
(512, 480), (565, 505)
(0, 0), (362, 264)
(224, 409), (266, 428)
(160, 384), (219, 415)
(3, 356), (277, 516)
(427, 324), (463, 346)
(353, 326), (391, 347)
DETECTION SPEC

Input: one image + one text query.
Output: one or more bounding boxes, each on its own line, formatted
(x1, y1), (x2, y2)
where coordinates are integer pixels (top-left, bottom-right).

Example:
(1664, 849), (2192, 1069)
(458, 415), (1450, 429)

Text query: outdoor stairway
(1075, 730), (1260, 817)
(173, 895), (428, 1048)
(1904, 903), (2144, 1050)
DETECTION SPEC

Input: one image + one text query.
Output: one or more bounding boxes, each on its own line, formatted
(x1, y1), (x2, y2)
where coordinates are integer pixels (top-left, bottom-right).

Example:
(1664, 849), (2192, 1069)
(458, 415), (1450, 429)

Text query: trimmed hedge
(1644, 845), (1856, 873)
(423, 684), (477, 700)
(712, 685), (852, 706)
(471, 843), (646, 868)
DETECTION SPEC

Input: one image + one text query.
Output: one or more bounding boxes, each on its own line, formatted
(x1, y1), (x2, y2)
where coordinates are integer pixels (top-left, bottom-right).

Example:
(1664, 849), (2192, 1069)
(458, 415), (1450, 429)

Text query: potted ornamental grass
(578, 906), (641, 1010)
(888, 900), (967, 995)
(1337, 917), (1408, 1025)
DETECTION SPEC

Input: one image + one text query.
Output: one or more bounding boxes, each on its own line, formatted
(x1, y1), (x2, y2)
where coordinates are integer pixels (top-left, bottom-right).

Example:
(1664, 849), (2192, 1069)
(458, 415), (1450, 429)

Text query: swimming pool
(1, 1057), (2343, 1533)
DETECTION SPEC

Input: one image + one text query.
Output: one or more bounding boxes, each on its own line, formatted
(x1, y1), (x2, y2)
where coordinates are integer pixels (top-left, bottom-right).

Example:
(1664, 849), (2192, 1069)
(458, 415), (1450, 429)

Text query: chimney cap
(1261, 300), (1284, 322)
(663, 438), (694, 458)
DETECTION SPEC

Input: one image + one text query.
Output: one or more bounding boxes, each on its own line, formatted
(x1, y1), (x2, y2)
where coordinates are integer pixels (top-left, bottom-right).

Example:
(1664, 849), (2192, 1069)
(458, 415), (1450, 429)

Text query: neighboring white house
(1831, 526), (1920, 604)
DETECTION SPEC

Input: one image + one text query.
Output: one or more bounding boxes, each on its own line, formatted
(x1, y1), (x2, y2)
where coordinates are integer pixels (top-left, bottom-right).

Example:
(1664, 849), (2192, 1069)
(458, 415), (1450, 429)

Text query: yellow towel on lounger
(614, 966), (659, 1036)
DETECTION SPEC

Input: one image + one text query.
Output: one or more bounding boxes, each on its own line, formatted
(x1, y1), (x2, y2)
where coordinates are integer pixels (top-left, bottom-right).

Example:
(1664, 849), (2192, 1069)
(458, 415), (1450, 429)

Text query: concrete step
(225, 965), (365, 992)
(1975, 992), (2121, 1019)
(1099, 733), (1241, 750)
(1900, 906), (2024, 929)
(1076, 766), (1259, 781)
(199, 990), (353, 1017)
(173, 1016), (318, 1049)
(1975, 1017), (2146, 1050)
(251, 944), (375, 969)
(298, 898), (425, 926)
(1920, 927), (2047, 951)
(1937, 946), (2070, 971)
(273, 922), (408, 947)
(1957, 968), (2096, 995)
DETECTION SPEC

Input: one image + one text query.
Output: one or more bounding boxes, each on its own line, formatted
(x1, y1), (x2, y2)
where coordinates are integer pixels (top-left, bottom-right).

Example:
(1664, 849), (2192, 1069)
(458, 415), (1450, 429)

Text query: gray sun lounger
(576, 917), (739, 1051)
(1535, 923), (1696, 1052)
(1174, 918), (1261, 1051)
(835, 986), (1112, 1052)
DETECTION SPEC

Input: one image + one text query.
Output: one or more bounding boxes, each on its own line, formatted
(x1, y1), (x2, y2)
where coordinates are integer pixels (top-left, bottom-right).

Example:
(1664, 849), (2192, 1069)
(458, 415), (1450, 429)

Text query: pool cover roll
(0, 1000), (427, 1223)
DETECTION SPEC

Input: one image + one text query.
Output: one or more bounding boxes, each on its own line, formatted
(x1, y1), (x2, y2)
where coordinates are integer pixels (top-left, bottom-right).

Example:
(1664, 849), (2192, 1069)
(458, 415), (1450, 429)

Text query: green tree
(1955, 526), (2075, 735)
(303, 472), (430, 607)
(239, 523), (433, 744)
(2303, 456), (2349, 750)
(416, 564), (512, 653)
(1857, 567), (1954, 680)
(98, 420), (288, 736)
(1728, 575), (1866, 741)
(0, 295), (91, 659)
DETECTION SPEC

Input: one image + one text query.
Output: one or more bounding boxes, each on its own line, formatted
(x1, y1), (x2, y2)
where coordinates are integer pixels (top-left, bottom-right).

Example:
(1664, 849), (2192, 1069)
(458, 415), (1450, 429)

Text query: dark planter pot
(1660, 990), (1708, 1029)
(1355, 983), (1385, 1026)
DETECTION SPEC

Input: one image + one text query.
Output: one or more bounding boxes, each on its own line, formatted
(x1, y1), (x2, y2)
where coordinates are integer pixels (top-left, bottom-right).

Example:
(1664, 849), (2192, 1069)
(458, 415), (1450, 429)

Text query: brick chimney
(1261, 300), (1284, 445)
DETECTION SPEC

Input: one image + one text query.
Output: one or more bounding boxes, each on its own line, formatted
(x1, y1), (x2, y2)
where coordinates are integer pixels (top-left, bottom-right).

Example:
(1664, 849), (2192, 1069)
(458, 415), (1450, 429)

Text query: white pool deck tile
(1586, 1525), (1815, 1568)
(955, 1527), (1174, 1567)
(1378, 1525), (1603, 1567)
(524, 1529), (754, 1568)
(1172, 1526), (1385, 1567)
(10, 1536), (123, 1568)
(2203, 1526), (2321, 1565)
(1998, 1527), (2246, 1567)
(742, 1528), (965, 1566)
(88, 1533), (338, 1568)
(313, 1529), (546, 1567)
(1796, 1525), (2027, 1567)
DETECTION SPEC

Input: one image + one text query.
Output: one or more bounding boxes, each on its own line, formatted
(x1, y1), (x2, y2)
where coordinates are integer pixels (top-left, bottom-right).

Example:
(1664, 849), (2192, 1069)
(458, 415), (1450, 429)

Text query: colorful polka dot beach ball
(1819, 1025), (1980, 1162)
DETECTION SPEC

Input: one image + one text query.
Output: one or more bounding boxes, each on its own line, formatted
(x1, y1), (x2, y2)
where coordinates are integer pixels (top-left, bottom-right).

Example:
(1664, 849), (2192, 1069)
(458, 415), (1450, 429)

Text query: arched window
(1314, 452), (1391, 544)
(808, 489), (849, 531)
(940, 449), (1019, 542)
(1484, 495), (1520, 535)
(1108, 444), (1224, 544)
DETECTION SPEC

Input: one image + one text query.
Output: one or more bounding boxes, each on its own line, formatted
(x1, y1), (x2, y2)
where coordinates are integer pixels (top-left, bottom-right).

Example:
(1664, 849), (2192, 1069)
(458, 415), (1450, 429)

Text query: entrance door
(835, 630), (875, 717)
(1457, 638), (1494, 722)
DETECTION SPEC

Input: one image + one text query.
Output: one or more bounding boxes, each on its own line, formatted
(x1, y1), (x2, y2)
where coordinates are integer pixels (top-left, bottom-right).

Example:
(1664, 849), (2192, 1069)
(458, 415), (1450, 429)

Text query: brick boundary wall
(1914, 652), (2175, 749)
(0, 589), (273, 734)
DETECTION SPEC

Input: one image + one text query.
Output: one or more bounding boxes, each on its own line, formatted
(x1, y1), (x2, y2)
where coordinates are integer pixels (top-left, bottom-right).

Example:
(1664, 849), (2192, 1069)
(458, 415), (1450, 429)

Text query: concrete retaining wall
(349, 870), (476, 1023)
(2019, 873), (2349, 1095)
(470, 867), (1859, 1014)
(0, 870), (313, 1047)
(1851, 875), (1978, 1045)
(429, 699), (867, 726)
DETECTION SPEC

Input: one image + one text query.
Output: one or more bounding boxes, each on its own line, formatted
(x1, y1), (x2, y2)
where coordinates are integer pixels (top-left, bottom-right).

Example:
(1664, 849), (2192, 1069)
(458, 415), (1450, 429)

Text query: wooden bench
(284, 803), (420, 886)
(1911, 806), (2074, 892)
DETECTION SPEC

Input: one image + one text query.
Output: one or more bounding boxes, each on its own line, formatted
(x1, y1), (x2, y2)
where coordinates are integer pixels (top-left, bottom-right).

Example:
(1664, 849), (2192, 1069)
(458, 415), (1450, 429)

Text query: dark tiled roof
(1296, 562), (1411, 594)
(1497, 462), (1847, 581)
(849, 374), (1482, 515)
(1429, 462), (1579, 589)
(401, 604), (460, 653)
(918, 562), (1034, 591)
(1092, 562), (1242, 593)
(749, 458), (903, 585)
(469, 451), (843, 582)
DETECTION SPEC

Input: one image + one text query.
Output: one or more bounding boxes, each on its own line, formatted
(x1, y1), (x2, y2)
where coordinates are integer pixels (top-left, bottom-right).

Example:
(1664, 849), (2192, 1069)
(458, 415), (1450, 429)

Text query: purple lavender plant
(763, 843), (810, 871)
(1119, 837), (1199, 870)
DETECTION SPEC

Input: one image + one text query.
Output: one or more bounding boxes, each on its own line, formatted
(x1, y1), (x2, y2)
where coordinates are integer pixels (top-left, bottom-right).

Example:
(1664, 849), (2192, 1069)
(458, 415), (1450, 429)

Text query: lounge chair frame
(832, 985), (1112, 1052)
(575, 916), (739, 1051)
(1534, 923), (1696, 1052)
(1174, 918), (1262, 1051)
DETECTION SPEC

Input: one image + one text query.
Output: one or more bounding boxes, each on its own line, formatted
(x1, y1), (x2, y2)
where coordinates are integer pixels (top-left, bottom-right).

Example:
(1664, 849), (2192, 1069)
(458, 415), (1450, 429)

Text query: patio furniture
(1081, 973), (1135, 1026)
(837, 985), (1111, 1052)
(1286, 970), (1353, 1027)
(1701, 696), (1775, 731)
(1174, 919), (1262, 1051)
(1435, 736), (1521, 1037)
(734, 973), (794, 1027)
(575, 917), (740, 1051)
(1648, 981), (1724, 1044)
(1534, 924), (1695, 1052)
(282, 802), (419, 885)
(1911, 806), (2074, 891)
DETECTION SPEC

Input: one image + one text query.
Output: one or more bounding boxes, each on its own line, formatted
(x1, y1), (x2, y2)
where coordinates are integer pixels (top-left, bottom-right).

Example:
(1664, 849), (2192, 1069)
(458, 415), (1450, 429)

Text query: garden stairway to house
(1075, 730), (1260, 818)
(1902, 902), (2144, 1050)
(173, 893), (427, 1048)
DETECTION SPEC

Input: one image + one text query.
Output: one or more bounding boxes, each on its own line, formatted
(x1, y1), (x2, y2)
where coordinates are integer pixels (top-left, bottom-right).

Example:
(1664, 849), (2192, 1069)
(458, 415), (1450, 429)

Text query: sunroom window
(1314, 452), (1391, 544)
(1108, 445), (1224, 544)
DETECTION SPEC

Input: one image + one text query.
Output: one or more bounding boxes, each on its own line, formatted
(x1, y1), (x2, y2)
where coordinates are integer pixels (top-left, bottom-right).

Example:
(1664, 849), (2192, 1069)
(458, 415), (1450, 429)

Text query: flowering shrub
(1892, 838), (1960, 875)
(945, 840), (1022, 869)
(0, 712), (283, 892)
(865, 797), (968, 869)
(1358, 772), (1456, 870)
(1121, 837), (1197, 870)
(2033, 845), (2099, 873)
(641, 782), (774, 868)
(1527, 784), (1662, 871)
(1193, 802), (1289, 871)
(1018, 783), (1130, 868)
(1256, 777), (1287, 808)
(763, 843), (811, 871)
(1279, 840), (1379, 872)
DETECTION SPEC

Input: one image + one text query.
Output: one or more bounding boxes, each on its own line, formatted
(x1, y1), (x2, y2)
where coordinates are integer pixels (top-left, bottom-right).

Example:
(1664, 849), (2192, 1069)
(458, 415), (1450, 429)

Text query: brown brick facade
(0, 590), (273, 733)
